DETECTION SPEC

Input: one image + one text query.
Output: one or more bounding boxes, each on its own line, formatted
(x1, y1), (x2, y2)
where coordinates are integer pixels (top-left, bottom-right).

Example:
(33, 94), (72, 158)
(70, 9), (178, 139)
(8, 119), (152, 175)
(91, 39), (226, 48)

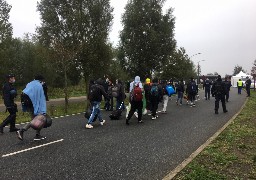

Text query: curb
(162, 97), (249, 180)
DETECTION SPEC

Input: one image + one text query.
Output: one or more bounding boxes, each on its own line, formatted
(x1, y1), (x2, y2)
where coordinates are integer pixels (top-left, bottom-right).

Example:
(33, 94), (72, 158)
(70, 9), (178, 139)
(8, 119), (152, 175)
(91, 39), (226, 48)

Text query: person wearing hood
(126, 76), (144, 125)
(86, 78), (109, 129)
(211, 75), (228, 114)
(144, 78), (152, 111)
(0, 74), (19, 133)
(245, 76), (251, 97)
(17, 75), (47, 141)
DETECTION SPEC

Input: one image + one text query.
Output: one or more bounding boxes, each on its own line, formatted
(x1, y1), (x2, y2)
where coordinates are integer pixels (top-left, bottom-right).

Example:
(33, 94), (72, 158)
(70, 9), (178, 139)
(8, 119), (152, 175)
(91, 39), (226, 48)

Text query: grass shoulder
(173, 91), (256, 179)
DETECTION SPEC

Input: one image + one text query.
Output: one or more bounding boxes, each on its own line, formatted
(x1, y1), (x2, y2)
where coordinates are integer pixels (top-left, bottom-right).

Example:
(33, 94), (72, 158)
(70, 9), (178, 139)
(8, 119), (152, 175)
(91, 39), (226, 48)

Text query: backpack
(215, 81), (223, 94)
(111, 85), (120, 98)
(88, 85), (99, 100)
(131, 84), (143, 102)
(150, 85), (158, 97)
(191, 82), (197, 93)
(166, 85), (175, 96)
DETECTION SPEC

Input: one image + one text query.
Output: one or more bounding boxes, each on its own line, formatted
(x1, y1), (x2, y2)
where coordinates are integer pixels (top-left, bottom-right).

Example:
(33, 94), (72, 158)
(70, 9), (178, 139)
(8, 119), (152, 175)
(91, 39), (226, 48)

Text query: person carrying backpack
(150, 78), (161, 119)
(186, 78), (197, 107)
(126, 76), (144, 125)
(86, 78), (109, 129)
(211, 75), (228, 114)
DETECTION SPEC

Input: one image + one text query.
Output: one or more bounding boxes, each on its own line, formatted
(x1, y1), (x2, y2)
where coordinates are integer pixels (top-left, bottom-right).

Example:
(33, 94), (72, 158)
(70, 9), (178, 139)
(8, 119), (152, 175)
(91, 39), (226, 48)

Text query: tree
(233, 65), (245, 76)
(159, 47), (196, 81)
(37, 0), (114, 111)
(0, 0), (13, 78)
(118, 0), (176, 80)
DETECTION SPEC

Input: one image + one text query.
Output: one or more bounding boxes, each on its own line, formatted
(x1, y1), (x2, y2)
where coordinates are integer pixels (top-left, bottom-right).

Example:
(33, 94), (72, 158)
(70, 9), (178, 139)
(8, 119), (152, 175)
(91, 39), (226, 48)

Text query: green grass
(173, 91), (256, 179)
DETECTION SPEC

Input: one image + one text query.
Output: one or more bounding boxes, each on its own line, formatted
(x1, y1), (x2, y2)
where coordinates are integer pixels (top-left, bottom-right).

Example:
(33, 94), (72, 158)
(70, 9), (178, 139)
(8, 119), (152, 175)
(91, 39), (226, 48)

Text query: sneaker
(100, 120), (106, 125)
(134, 112), (138, 118)
(138, 120), (143, 123)
(223, 110), (228, 113)
(16, 130), (24, 140)
(86, 124), (93, 129)
(152, 116), (156, 120)
(215, 111), (219, 114)
(161, 111), (167, 114)
(147, 113), (151, 116)
(193, 104), (196, 107)
(34, 134), (46, 141)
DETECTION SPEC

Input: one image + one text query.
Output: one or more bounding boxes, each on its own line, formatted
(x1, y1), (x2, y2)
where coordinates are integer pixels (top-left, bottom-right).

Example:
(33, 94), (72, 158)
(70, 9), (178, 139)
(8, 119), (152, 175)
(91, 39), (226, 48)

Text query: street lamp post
(197, 60), (205, 84)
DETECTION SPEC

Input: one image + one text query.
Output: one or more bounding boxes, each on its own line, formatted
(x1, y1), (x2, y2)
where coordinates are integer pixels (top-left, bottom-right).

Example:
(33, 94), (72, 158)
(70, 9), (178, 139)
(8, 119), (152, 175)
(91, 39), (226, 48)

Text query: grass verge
(173, 91), (256, 179)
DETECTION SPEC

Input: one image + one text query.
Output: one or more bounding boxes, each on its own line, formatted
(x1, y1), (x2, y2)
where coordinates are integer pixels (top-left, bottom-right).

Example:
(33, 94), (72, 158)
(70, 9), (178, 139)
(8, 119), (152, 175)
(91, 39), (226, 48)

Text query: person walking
(150, 78), (162, 119)
(115, 79), (126, 110)
(0, 74), (19, 134)
(186, 78), (197, 107)
(161, 80), (169, 112)
(126, 76), (144, 125)
(211, 75), (228, 114)
(224, 77), (232, 102)
(144, 78), (151, 113)
(237, 79), (243, 94)
(245, 76), (251, 97)
(16, 75), (48, 140)
(203, 78), (211, 100)
(176, 79), (185, 105)
(86, 78), (109, 129)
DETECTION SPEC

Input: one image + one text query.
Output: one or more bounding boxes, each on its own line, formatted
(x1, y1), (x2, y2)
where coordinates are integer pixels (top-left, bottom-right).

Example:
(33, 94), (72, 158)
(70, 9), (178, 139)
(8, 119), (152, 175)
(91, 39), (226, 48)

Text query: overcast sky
(6, 0), (256, 77)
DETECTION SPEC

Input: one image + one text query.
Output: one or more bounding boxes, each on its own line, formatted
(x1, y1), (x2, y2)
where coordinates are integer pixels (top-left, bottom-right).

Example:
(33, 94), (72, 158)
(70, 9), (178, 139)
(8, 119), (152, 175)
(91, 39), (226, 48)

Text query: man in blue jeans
(86, 78), (109, 129)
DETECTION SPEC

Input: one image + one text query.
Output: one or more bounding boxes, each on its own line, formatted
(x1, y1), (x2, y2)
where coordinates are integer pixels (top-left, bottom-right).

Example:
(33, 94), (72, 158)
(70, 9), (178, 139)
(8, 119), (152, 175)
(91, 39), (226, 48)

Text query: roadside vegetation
(173, 91), (256, 179)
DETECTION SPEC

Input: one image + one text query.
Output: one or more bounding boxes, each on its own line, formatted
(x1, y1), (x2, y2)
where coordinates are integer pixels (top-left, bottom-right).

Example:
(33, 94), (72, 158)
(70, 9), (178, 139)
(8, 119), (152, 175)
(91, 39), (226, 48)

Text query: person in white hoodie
(126, 76), (144, 125)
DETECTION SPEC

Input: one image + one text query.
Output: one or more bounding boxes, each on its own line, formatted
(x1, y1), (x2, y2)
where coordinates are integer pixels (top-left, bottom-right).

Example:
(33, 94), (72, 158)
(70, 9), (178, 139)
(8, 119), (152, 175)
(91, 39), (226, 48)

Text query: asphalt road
(0, 88), (247, 180)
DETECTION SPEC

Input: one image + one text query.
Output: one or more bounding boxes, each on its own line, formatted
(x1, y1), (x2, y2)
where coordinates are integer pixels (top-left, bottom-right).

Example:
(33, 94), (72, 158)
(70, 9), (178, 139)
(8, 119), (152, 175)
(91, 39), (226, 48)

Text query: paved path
(0, 88), (247, 180)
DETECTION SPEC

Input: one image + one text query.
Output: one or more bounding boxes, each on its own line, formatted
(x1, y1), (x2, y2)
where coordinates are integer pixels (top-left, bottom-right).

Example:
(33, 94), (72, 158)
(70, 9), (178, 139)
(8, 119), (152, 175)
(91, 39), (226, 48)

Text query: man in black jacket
(86, 78), (109, 129)
(245, 76), (252, 97)
(211, 75), (228, 114)
(0, 74), (19, 133)
(203, 78), (212, 100)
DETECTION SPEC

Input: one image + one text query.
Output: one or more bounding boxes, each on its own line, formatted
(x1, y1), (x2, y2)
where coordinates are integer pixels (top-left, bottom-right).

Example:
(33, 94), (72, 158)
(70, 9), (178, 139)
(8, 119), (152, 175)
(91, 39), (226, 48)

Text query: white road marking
(2, 139), (64, 158)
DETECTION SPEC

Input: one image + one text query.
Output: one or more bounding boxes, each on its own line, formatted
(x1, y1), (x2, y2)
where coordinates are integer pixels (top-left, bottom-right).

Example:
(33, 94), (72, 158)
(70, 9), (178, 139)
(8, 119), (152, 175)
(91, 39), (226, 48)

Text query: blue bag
(166, 85), (175, 96)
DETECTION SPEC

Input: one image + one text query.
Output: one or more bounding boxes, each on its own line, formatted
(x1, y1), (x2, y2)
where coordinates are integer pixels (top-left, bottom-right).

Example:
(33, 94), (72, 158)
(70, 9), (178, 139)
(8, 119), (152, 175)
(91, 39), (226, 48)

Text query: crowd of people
(85, 74), (252, 128)
(0, 73), (251, 139)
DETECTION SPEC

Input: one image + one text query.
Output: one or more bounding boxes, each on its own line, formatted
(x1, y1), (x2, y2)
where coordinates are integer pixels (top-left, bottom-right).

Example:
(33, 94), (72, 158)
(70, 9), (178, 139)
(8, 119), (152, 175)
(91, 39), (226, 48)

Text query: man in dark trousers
(0, 74), (19, 133)
(211, 75), (228, 114)
(224, 76), (232, 102)
(86, 78), (109, 129)
(245, 76), (251, 97)
(203, 78), (211, 100)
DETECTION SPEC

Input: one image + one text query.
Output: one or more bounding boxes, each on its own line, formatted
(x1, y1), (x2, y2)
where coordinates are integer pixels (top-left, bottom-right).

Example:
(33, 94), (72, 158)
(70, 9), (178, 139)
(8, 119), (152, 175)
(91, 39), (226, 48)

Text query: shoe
(223, 110), (228, 113)
(147, 113), (151, 116)
(134, 112), (138, 118)
(193, 104), (196, 107)
(215, 111), (218, 114)
(86, 124), (93, 129)
(16, 130), (24, 140)
(126, 119), (129, 125)
(100, 120), (106, 125)
(34, 134), (46, 141)
(152, 116), (156, 120)
(161, 111), (167, 114)
(138, 120), (143, 123)
(0, 126), (3, 134)
(9, 127), (20, 132)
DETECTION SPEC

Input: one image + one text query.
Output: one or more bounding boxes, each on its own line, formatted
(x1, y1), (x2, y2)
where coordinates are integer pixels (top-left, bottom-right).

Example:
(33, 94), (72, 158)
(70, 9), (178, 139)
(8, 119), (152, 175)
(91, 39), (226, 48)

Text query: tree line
(1, 0), (197, 91)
